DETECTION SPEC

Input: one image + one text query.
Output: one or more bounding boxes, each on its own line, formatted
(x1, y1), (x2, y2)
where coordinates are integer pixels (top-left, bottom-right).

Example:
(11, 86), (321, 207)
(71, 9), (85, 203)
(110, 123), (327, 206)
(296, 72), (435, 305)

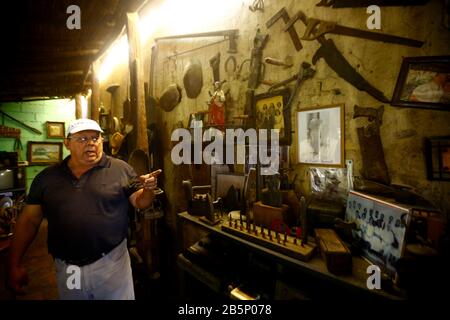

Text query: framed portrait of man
(297, 104), (345, 167)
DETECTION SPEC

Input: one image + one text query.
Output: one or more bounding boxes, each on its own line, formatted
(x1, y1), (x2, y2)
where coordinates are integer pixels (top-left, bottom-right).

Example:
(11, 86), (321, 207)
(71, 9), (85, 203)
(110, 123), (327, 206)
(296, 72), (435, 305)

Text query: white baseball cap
(67, 119), (104, 137)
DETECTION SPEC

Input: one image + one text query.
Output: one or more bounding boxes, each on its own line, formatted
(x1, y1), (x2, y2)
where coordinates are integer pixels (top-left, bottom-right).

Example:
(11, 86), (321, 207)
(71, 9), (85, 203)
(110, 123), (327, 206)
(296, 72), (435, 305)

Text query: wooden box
(252, 201), (289, 228)
(314, 228), (352, 275)
(308, 198), (344, 228)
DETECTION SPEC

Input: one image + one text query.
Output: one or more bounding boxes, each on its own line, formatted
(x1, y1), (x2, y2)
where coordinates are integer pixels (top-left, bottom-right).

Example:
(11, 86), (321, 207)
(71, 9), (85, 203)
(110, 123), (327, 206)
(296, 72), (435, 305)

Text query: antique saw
(284, 13), (424, 48)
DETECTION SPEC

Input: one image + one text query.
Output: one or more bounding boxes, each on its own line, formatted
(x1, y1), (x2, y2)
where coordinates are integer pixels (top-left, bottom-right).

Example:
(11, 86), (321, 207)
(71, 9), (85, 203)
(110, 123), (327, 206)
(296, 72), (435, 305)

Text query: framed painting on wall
(297, 104), (345, 167)
(27, 141), (63, 165)
(391, 56), (450, 111)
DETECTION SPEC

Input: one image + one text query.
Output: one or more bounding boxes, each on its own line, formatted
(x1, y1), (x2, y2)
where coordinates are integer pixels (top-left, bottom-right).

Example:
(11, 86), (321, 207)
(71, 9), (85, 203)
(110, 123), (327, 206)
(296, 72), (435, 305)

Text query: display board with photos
(345, 190), (411, 276)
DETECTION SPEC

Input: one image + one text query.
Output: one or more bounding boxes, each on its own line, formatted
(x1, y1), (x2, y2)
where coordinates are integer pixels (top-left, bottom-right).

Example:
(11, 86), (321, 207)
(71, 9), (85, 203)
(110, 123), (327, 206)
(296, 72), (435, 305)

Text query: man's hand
(131, 169), (163, 209)
(7, 264), (29, 295)
(139, 169), (162, 192)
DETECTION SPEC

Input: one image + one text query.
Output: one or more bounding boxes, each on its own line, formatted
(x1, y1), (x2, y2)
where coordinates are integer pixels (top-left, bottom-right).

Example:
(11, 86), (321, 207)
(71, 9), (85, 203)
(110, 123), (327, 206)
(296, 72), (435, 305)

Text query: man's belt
(57, 240), (123, 267)
(62, 254), (106, 267)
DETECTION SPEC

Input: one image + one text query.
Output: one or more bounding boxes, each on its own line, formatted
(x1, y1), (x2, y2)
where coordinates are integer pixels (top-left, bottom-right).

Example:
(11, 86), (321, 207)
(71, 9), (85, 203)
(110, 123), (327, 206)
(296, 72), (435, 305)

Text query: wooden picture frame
(27, 141), (63, 165)
(254, 88), (291, 145)
(391, 56), (450, 111)
(46, 121), (65, 138)
(297, 104), (345, 167)
(425, 136), (450, 181)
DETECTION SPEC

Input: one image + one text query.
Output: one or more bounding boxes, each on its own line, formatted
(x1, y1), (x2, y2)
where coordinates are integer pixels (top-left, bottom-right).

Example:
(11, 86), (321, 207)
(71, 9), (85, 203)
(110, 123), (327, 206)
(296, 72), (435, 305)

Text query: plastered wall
(99, 0), (450, 231)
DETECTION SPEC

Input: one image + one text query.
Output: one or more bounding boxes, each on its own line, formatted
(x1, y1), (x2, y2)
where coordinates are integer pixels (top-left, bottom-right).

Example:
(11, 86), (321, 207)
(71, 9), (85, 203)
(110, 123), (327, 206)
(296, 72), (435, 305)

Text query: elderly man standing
(7, 118), (161, 300)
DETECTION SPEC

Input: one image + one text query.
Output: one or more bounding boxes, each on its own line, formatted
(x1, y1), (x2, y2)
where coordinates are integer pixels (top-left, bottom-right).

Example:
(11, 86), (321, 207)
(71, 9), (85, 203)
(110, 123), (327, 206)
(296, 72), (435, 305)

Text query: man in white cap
(8, 118), (161, 300)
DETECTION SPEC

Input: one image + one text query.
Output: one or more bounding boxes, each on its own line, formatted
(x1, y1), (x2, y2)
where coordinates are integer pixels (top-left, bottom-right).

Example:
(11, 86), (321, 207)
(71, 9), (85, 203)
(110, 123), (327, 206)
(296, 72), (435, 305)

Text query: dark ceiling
(0, 0), (146, 102)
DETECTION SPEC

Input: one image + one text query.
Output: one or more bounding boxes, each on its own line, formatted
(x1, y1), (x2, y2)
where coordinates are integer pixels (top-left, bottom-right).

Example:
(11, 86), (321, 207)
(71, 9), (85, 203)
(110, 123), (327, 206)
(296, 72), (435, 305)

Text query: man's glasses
(68, 135), (102, 144)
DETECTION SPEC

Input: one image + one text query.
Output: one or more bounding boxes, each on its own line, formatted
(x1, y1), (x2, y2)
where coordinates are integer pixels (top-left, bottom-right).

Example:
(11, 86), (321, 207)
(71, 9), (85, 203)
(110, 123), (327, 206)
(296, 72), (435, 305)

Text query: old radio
(0, 152), (26, 192)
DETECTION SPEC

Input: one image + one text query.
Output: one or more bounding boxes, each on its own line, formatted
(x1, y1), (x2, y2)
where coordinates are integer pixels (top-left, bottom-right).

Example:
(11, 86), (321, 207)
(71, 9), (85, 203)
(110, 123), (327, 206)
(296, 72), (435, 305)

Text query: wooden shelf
(178, 211), (407, 300)
(0, 187), (25, 193)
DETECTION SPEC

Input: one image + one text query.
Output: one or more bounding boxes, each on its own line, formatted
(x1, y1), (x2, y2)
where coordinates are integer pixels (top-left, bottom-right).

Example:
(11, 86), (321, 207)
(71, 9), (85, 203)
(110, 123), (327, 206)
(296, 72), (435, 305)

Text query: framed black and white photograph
(297, 104), (344, 167)
(346, 190), (411, 276)
(254, 88), (291, 145)
(391, 56), (450, 111)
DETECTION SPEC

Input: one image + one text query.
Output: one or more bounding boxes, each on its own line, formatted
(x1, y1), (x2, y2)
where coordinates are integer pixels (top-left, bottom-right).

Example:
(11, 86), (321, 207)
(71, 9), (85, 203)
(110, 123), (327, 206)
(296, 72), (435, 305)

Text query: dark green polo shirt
(26, 153), (140, 261)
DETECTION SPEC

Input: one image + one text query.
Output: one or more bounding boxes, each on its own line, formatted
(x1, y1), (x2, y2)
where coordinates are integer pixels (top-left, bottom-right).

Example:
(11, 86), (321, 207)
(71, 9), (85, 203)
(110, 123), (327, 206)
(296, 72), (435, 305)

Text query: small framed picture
(254, 88), (291, 145)
(28, 141), (63, 165)
(425, 136), (450, 181)
(391, 56), (450, 111)
(46, 121), (65, 138)
(297, 104), (345, 167)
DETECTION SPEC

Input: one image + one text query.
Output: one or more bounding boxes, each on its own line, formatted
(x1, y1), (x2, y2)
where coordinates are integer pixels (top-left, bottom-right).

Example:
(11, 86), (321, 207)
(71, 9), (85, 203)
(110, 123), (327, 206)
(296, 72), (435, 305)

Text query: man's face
(64, 130), (103, 166)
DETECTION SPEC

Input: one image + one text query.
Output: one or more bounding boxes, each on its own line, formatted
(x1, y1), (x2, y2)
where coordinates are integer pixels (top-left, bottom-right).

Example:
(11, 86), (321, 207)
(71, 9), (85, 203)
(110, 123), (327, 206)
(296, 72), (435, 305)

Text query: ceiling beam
(5, 70), (84, 78)
(13, 49), (100, 60)
(6, 59), (90, 72)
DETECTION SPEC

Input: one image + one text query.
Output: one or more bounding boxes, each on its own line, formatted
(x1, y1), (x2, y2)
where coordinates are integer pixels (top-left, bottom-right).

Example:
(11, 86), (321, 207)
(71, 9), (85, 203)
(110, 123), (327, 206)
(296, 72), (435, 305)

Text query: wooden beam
(91, 60), (101, 122)
(5, 70), (84, 77)
(7, 63), (89, 75)
(17, 43), (105, 52)
(15, 39), (106, 49)
(126, 12), (148, 153)
(79, 64), (92, 93)
(11, 54), (95, 65)
(75, 94), (83, 119)
(0, 95), (74, 103)
(0, 89), (79, 100)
